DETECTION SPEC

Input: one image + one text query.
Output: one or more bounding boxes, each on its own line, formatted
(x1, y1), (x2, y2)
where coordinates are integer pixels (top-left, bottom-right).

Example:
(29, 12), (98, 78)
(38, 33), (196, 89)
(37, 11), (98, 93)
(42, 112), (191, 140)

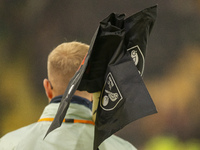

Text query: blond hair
(47, 41), (89, 95)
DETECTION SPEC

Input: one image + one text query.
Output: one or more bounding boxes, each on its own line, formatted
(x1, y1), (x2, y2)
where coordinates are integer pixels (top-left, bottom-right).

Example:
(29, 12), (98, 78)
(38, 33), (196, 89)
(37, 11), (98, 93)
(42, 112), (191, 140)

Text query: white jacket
(0, 96), (137, 150)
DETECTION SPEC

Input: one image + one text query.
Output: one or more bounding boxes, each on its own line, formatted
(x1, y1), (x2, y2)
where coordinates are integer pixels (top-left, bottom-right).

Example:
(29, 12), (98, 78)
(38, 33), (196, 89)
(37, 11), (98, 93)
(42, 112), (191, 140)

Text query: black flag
(45, 5), (157, 150)
(78, 5), (157, 149)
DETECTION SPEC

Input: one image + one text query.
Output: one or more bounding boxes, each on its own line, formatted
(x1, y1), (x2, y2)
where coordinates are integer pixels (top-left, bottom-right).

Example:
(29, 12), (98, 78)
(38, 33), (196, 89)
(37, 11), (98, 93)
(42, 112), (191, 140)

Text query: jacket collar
(39, 96), (93, 121)
(50, 95), (92, 110)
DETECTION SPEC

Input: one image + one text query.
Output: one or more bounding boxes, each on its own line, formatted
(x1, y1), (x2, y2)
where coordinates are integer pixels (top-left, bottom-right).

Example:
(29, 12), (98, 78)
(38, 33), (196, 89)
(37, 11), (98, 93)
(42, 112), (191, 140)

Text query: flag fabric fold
(45, 5), (158, 150)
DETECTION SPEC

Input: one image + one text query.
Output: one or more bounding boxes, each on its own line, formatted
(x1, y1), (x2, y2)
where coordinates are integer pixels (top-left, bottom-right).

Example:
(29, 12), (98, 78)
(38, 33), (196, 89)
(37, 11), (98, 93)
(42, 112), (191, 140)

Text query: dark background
(1, 0), (200, 149)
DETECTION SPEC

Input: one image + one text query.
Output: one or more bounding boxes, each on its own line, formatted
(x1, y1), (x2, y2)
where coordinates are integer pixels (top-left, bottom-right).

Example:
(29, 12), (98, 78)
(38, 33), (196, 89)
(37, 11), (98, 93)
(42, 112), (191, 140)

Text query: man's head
(43, 41), (89, 102)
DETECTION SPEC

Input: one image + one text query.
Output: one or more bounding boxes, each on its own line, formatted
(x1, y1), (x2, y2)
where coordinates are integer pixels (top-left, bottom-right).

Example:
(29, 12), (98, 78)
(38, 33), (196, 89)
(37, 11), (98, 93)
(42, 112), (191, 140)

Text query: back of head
(47, 41), (89, 95)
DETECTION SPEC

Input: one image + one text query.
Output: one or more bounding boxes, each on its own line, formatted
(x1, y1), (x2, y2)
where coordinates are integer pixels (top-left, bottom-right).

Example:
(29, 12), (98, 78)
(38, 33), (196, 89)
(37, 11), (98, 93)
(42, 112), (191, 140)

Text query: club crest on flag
(100, 72), (123, 111)
(127, 45), (145, 76)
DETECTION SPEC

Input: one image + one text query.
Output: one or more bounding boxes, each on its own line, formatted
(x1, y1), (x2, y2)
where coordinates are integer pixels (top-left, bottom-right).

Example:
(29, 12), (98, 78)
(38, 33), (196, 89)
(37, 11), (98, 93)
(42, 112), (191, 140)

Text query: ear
(43, 79), (53, 101)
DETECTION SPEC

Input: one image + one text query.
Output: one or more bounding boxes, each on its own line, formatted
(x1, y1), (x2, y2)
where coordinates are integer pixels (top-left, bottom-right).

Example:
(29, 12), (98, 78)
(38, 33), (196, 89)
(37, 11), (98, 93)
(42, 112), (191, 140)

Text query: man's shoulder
(100, 134), (137, 150)
(0, 123), (37, 149)
(1, 123), (36, 138)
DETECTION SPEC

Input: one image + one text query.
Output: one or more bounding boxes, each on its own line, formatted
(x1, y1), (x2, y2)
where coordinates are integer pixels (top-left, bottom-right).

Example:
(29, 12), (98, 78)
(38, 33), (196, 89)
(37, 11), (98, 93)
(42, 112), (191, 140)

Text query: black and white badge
(127, 45), (145, 76)
(100, 72), (123, 111)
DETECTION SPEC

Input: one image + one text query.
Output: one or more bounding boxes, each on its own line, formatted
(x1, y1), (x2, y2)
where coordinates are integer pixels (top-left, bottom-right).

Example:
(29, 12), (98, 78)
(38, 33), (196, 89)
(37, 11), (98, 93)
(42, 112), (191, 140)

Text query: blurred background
(0, 0), (200, 149)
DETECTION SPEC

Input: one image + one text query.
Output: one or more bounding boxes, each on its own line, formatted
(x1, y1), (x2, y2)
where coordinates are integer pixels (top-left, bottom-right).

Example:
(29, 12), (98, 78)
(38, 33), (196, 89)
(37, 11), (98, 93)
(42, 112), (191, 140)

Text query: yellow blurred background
(1, 1), (200, 149)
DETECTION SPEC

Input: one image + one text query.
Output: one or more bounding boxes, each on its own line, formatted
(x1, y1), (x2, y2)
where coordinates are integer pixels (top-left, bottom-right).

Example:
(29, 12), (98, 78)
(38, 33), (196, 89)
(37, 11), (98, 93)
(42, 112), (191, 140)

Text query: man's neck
(74, 91), (92, 101)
